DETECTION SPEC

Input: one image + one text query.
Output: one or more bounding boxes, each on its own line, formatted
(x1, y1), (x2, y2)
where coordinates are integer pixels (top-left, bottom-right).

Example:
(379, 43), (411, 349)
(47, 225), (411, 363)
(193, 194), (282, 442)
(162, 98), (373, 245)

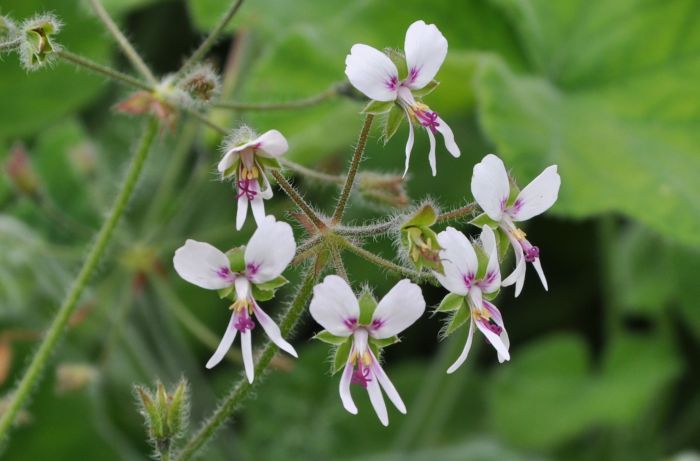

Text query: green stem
(174, 263), (319, 461)
(0, 37), (20, 51)
(87, 0), (158, 85)
(0, 119), (159, 441)
(178, 0), (246, 77)
(270, 170), (326, 231)
(436, 202), (478, 223)
(56, 49), (153, 91)
(214, 84), (341, 111)
(329, 245), (349, 281)
(337, 238), (432, 283)
(183, 107), (228, 135)
(280, 158), (344, 185)
(331, 114), (374, 224)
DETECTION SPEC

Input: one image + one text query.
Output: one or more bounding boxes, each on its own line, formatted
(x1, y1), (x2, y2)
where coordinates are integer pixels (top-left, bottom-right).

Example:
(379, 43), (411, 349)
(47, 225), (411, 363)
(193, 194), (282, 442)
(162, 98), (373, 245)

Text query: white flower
(217, 128), (289, 230)
(172, 216), (297, 382)
(309, 276), (425, 426)
(471, 154), (561, 296)
(344, 20), (460, 176)
(433, 226), (510, 372)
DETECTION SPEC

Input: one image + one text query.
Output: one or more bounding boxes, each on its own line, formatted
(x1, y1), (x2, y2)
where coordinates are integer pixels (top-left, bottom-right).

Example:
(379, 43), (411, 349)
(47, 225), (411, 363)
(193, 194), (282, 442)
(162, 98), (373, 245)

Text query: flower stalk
(214, 83), (343, 111)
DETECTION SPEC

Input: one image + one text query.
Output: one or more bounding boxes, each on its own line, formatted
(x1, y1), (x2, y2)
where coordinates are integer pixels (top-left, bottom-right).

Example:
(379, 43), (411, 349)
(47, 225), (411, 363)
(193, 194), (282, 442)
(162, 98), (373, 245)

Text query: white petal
(339, 361), (358, 414)
(471, 154), (510, 222)
(370, 279), (425, 339)
(468, 286), (483, 314)
(474, 305), (510, 363)
(205, 313), (238, 369)
(501, 232), (526, 297)
(309, 275), (359, 337)
(258, 172), (273, 199)
(173, 240), (233, 290)
(245, 217), (296, 284)
(483, 301), (509, 363)
(478, 226), (501, 293)
(235, 277), (250, 300)
(403, 20), (447, 89)
(236, 193), (248, 231)
(446, 320), (474, 374)
(436, 117), (460, 158)
(369, 351), (406, 414)
(255, 129), (289, 158)
(433, 227), (477, 295)
(253, 304), (298, 357)
(241, 329), (254, 383)
(250, 195), (266, 227)
(510, 165), (560, 221)
(532, 257), (549, 291)
(427, 126), (437, 176)
(217, 148), (241, 174)
(345, 44), (399, 102)
(366, 369), (389, 426)
(403, 110), (415, 178)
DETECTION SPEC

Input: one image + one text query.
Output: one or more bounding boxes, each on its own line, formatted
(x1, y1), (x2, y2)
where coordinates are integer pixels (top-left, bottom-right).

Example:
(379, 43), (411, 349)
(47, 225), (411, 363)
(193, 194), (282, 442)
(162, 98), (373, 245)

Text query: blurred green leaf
(474, 0), (700, 247)
(0, 1), (110, 141)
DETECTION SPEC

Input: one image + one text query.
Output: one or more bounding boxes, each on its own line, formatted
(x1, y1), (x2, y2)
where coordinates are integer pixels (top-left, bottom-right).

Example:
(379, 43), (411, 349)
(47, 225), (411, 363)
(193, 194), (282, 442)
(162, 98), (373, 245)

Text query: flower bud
(115, 91), (177, 131)
(400, 203), (443, 273)
(18, 14), (61, 71)
(178, 63), (221, 108)
(68, 142), (98, 178)
(55, 363), (98, 394)
(357, 171), (409, 208)
(4, 143), (40, 198)
(135, 378), (189, 456)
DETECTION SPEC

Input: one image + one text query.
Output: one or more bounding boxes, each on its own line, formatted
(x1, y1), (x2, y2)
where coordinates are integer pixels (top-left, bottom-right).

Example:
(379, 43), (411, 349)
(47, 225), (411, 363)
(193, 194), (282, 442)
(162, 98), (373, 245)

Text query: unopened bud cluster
(135, 378), (189, 458)
(399, 203), (444, 272)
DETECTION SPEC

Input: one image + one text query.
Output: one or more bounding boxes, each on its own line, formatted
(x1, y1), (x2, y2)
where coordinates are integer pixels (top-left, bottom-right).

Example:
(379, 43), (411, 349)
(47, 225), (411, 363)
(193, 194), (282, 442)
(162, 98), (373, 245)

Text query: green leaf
(358, 289), (377, 325)
(474, 0), (700, 247)
(314, 330), (349, 345)
(436, 293), (466, 313)
(382, 105), (404, 144)
(443, 305), (470, 337)
(255, 275), (289, 291)
(332, 340), (352, 375)
(362, 100), (394, 115)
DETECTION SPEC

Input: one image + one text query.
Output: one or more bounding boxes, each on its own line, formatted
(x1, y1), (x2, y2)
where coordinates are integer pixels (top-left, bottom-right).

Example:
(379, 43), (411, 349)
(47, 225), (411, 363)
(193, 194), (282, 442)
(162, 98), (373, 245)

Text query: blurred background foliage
(1, 0), (699, 460)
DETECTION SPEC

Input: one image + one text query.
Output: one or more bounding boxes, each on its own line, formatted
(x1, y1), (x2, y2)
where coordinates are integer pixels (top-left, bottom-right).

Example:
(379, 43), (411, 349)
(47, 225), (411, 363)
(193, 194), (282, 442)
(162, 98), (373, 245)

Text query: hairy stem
(436, 202), (478, 223)
(175, 263), (319, 461)
(178, 0), (246, 76)
(87, 0), (158, 85)
(183, 107), (228, 135)
(270, 170), (326, 232)
(329, 245), (349, 281)
(331, 114), (374, 224)
(280, 158), (345, 185)
(56, 49), (153, 91)
(214, 83), (342, 111)
(0, 119), (159, 442)
(337, 238), (432, 283)
(0, 37), (20, 51)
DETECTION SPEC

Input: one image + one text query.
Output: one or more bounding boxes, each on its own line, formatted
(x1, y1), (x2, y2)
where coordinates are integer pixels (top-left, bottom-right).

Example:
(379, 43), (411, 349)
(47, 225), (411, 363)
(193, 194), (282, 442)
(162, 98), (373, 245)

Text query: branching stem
(56, 49), (153, 91)
(270, 170), (326, 232)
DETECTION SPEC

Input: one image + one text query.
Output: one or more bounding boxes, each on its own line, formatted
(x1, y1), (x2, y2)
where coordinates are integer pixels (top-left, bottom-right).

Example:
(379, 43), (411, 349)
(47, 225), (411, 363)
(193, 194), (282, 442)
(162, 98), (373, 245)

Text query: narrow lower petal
(501, 232), (526, 297)
(427, 127), (437, 176)
(366, 370), (389, 426)
(236, 194), (248, 230)
(258, 170), (273, 199)
(369, 351), (406, 414)
(205, 313), (239, 369)
(436, 117), (460, 158)
(478, 226), (501, 293)
(403, 110), (415, 178)
(475, 316), (510, 362)
(447, 320), (474, 374)
(251, 195), (266, 226)
(253, 304), (298, 357)
(241, 329), (255, 383)
(339, 361), (358, 414)
(532, 257), (549, 291)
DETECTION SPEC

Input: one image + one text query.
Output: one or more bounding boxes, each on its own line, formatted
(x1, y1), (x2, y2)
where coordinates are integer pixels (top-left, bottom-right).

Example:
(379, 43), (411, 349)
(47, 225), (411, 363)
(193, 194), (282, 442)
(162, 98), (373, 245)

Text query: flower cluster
(172, 19), (560, 427)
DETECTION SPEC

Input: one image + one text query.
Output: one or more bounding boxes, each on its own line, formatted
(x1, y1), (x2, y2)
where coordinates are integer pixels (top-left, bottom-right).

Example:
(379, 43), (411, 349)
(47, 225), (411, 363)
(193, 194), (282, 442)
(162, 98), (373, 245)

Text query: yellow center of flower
(239, 165), (260, 181)
(511, 227), (527, 241)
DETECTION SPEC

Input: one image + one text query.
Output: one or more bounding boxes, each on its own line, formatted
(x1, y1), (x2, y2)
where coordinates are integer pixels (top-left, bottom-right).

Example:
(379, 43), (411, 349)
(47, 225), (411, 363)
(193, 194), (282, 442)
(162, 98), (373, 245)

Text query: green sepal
(166, 378), (188, 436)
(444, 305), (470, 337)
(475, 244), (489, 280)
(496, 227), (511, 260)
(470, 212), (500, 229)
(484, 288), (500, 301)
(402, 204), (438, 229)
(257, 156), (281, 170)
(225, 246), (246, 273)
(506, 177), (521, 208)
(382, 105), (404, 144)
(369, 342), (381, 359)
(362, 100), (394, 115)
(332, 340), (352, 375)
(223, 158), (240, 178)
(411, 80), (440, 98)
(370, 335), (400, 348)
(256, 275), (288, 291)
(436, 293), (466, 313)
(251, 285), (275, 302)
(384, 48), (408, 79)
(358, 289), (378, 325)
(218, 286), (234, 300)
(314, 330), (348, 345)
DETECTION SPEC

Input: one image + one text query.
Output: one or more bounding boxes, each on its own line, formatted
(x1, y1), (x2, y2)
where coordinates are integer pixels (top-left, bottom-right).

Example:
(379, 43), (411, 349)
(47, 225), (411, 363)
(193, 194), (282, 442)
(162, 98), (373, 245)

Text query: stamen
(524, 245), (540, 262)
(351, 364), (372, 388)
(412, 105), (440, 133)
(233, 313), (256, 332)
(237, 178), (258, 201)
(481, 317), (503, 335)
